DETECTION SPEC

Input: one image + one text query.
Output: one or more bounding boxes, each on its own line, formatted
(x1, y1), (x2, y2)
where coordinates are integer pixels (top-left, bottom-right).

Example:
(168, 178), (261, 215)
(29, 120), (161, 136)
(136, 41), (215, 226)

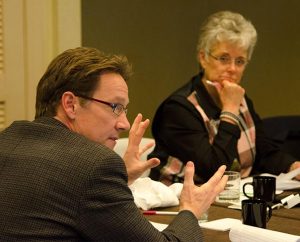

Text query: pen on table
(142, 210), (179, 215)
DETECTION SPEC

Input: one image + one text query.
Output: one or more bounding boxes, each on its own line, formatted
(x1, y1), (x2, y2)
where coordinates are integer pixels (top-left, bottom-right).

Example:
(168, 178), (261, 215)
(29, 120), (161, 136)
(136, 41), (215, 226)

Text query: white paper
(277, 167), (300, 181)
(229, 224), (300, 242)
(276, 179), (300, 191)
(150, 218), (242, 232)
(150, 221), (168, 231)
(200, 218), (241, 231)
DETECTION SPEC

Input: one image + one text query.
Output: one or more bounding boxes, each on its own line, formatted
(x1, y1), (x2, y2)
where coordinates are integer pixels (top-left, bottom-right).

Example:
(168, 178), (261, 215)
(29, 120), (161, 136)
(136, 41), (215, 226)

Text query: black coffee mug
(242, 176), (276, 203)
(242, 199), (272, 228)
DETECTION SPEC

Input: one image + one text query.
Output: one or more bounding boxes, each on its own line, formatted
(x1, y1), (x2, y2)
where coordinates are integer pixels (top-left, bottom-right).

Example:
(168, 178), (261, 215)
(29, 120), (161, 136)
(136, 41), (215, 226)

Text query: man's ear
(61, 91), (77, 119)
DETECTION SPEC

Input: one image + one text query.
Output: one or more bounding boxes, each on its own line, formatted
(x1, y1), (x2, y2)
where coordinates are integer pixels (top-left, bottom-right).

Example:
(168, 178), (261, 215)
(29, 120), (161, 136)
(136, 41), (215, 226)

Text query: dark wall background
(82, 0), (300, 137)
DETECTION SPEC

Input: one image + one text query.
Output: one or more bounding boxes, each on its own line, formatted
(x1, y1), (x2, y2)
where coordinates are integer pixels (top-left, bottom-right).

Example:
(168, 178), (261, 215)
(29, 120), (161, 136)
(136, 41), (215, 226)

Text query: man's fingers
(183, 161), (195, 187)
(206, 165), (227, 186)
(135, 119), (150, 138)
(129, 113), (143, 136)
(139, 142), (155, 157)
(128, 114), (150, 145)
(128, 114), (144, 148)
(215, 174), (228, 194)
(145, 158), (160, 170)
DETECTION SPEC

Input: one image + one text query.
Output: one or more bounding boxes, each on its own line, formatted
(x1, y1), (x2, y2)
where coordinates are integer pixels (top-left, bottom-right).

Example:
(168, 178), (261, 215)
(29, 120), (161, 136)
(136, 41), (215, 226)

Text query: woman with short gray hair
(149, 11), (300, 184)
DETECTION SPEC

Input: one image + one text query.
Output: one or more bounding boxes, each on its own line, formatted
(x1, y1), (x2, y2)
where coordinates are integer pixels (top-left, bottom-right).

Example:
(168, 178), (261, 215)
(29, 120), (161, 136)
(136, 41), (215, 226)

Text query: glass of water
(216, 171), (240, 203)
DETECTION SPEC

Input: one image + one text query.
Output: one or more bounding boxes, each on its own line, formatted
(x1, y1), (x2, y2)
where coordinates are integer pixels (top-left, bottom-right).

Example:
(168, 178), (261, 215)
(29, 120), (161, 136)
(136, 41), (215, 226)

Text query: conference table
(145, 189), (300, 241)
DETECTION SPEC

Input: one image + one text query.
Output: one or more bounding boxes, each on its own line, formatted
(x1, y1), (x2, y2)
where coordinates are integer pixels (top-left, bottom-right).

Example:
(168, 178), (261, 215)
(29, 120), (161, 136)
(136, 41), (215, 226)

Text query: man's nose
(116, 113), (131, 131)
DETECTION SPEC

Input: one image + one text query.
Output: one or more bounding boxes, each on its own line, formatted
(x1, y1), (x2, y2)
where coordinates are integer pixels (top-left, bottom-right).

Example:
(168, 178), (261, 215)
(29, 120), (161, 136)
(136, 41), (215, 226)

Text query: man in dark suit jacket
(0, 47), (227, 241)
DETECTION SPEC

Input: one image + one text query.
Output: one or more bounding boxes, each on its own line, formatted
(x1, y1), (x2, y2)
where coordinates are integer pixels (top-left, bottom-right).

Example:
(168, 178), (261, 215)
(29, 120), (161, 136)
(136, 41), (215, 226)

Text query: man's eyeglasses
(76, 94), (128, 116)
(208, 52), (248, 68)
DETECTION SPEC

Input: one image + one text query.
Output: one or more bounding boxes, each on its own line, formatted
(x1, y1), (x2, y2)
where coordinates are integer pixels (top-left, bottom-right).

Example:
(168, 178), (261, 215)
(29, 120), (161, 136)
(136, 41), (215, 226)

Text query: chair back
(263, 115), (300, 159)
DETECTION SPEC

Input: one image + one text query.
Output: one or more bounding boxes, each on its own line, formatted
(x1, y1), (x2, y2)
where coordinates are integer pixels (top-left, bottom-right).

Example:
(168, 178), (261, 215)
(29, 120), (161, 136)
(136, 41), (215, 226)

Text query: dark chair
(262, 115), (300, 160)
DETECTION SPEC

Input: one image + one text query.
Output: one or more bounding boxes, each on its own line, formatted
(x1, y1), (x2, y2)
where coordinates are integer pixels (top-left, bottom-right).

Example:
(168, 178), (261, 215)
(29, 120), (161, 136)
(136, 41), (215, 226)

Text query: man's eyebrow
(111, 97), (129, 105)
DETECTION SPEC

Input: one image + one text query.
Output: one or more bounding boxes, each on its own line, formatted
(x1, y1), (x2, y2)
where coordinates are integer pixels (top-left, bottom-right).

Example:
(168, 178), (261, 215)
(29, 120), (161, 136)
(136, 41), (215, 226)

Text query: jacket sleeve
(77, 151), (203, 241)
(151, 96), (241, 182)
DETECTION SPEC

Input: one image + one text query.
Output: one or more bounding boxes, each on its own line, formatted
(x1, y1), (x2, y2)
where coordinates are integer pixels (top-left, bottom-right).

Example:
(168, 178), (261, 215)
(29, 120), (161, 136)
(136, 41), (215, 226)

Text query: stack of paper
(151, 219), (300, 242)
(200, 218), (241, 231)
(229, 224), (300, 242)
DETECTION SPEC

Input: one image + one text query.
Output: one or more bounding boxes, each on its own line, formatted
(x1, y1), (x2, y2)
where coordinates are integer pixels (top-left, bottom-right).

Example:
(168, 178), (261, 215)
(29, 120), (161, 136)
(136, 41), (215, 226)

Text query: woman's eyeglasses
(208, 52), (248, 68)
